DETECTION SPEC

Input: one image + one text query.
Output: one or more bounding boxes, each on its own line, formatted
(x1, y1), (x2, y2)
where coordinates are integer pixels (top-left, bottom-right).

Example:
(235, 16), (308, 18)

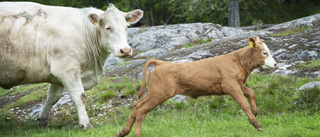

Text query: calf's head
(248, 36), (277, 69)
(88, 4), (143, 57)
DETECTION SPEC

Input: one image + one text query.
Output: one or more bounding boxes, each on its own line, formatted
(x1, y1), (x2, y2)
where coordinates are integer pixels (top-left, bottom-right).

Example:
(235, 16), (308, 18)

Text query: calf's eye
(262, 51), (268, 56)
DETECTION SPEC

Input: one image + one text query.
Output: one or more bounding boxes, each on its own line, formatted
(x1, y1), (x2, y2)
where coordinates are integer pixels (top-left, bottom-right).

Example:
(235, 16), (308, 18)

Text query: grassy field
(1, 72), (320, 137)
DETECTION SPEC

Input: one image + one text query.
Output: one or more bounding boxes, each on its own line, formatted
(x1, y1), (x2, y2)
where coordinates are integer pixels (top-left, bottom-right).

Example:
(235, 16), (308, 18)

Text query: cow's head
(88, 4), (143, 57)
(248, 36), (277, 69)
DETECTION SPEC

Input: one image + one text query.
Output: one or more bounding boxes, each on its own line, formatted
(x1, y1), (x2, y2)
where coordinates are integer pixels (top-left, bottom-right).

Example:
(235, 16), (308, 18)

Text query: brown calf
(117, 36), (277, 137)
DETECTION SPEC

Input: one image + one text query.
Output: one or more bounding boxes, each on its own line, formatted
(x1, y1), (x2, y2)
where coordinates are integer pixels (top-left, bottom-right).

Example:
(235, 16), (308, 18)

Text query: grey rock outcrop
(299, 81), (320, 90)
(128, 23), (249, 52)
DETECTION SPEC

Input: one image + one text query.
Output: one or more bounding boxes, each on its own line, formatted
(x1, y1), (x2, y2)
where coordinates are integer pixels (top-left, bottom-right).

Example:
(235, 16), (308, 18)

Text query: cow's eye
(106, 27), (112, 32)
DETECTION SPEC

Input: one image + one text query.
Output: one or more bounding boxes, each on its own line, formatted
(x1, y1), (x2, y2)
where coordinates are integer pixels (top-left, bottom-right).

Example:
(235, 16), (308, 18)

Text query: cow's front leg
(242, 87), (258, 117)
(38, 84), (64, 127)
(50, 62), (92, 130)
(64, 79), (92, 130)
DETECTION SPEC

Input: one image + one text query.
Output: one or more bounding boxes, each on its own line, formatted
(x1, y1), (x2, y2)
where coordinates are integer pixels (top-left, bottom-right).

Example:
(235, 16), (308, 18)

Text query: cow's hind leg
(242, 87), (258, 117)
(38, 84), (64, 127)
(224, 85), (263, 131)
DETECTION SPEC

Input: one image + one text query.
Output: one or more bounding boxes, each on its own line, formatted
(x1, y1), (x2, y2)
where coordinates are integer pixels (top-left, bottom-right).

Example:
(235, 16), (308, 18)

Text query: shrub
(174, 101), (187, 110)
(99, 90), (118, 102)
(293, 86), (320, 114)
(124, 88), (137, 96)
(296, 59), (320, 70)
(269, 25), (313, 36)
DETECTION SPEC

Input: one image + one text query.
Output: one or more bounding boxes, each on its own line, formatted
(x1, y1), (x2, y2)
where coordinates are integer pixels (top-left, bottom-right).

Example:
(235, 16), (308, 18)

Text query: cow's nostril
(274, 63), (277, 67)
(120, 48), (131, 55)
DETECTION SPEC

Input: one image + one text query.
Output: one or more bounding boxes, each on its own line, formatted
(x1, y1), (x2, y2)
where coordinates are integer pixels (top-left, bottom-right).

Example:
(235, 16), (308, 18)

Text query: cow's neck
(92, 48), (110, 79)
(227, 47), (255, 76)
(82, 17), (111, 85)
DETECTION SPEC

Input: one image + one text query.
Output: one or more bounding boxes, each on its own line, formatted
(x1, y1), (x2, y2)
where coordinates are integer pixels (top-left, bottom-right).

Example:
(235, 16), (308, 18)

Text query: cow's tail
(137, 59), (160, 99)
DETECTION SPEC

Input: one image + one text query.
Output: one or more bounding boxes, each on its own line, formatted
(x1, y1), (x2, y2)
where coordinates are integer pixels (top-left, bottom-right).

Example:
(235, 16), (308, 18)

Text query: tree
(228, 0), (240, 27)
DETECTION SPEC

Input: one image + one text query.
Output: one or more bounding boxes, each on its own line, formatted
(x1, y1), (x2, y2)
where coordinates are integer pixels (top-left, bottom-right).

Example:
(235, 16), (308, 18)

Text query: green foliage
(2, 84), (48, 109)
(246, 73), (320, 115)
(0, 83), (47, 96)
(174, 101), (187, 110)
(182, 38), (212, 48)
(1, 73), (320, 136)
(296, 59), (320, 70)
(269, 25), (314, 36)
(239, 0), (320, 26)
(293, 86), (320, 114)
(124, 88), (137, 96)
(8, 0), (320, 26)
(99, 90), (118, 101)
(86, 75), (141, 103)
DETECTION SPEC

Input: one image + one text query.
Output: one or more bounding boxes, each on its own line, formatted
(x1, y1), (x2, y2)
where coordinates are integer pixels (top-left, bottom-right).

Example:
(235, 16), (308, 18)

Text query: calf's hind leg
(117, 99), (144, 137)
(118, 89), (173, 137)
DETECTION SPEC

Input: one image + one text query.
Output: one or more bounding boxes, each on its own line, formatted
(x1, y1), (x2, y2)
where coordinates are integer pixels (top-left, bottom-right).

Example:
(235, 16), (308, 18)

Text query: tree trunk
(228, 0), (240, 27)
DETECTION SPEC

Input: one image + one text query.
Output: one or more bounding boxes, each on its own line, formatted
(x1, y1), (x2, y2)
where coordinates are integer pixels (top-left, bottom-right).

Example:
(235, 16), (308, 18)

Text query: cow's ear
(248, 37), (256, 48)
(88, 14), (100, 25)
(124, 9), (143, 24)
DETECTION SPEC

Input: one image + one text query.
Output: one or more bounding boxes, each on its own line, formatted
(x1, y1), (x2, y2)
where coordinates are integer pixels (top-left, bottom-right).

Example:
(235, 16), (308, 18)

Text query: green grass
(269, 25), (313, 36)
(296, 59), (320, 70)
(1, 107), (319, 137)
(0, 83), (47, 96)
(86, 75), (142, 103)
(99, 90), (118, 101)
(0, 73), (320, 136)
(182, 38), (212, 48)
(1, 84), (48, 109)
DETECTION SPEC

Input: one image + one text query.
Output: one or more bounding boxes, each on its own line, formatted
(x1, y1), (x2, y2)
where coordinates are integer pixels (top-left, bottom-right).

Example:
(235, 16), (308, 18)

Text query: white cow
(0, 2), (143, 130)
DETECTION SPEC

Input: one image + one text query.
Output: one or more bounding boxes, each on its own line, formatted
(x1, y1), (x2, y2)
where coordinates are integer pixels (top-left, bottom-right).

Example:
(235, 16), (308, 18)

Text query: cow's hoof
(37, 118), (48, 127)
(255, 124), (263, 131)
(80, 123), (92, 130)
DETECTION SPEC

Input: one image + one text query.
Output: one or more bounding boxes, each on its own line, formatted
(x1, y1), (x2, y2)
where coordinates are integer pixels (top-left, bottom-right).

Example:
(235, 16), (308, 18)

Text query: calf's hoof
(117, 132), (124, 137)
(37, 118), (48, 127)
(253, 111), (258, 117)
(255, 124), (263, 131)
(80, 123), (92, 130)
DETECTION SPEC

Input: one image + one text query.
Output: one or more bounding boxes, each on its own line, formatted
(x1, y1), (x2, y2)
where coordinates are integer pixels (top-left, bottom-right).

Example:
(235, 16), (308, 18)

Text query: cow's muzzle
(120, 48), (132, 57)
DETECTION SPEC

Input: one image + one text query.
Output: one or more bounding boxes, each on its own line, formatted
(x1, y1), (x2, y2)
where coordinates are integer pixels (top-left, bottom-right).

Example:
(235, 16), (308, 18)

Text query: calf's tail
(137, 59), (160, 99)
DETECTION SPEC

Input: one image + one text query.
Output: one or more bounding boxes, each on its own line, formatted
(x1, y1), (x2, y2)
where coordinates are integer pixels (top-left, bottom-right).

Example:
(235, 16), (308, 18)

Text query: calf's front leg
(225, 85), (263, 131)
(242, 87), (258, 117)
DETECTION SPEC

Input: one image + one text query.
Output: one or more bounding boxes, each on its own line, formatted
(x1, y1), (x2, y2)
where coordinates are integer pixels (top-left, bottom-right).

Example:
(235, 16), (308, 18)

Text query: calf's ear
(88, 14), (100, 25)
(256, 36), (261, 41)
(124, 9), (143, 24)
(248, 37), (256, 48)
